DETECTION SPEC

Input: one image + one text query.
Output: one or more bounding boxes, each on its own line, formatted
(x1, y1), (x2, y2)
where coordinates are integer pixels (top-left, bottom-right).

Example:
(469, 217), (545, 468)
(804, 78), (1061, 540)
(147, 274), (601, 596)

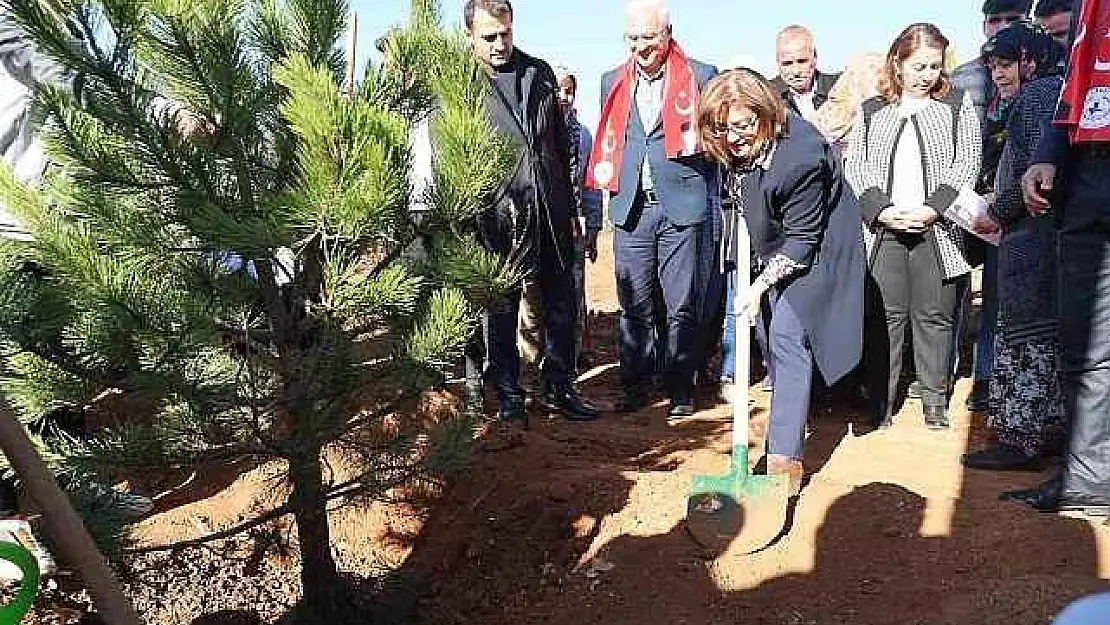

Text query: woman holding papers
(962, 21), (1068, 472)
(845, 23), (982, 429)
(697, 68), (865, 494)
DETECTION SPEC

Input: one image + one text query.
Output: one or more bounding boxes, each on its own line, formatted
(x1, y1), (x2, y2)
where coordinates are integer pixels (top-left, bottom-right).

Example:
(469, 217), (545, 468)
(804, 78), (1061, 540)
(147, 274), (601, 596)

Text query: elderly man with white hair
(588, 0), (717, 419)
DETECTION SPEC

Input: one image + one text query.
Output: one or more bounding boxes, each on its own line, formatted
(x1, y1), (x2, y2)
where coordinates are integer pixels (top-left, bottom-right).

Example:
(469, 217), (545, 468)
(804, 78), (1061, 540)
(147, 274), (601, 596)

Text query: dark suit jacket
(479, 48), (575, 270)
(729, 114), (865, 383)
(770, 71), (840, 115)
(598, 58), (718, 228)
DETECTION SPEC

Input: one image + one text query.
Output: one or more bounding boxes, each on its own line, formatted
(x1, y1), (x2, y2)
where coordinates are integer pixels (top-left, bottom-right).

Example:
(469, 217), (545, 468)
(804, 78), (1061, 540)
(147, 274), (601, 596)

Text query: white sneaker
(0, 518), (57, 578)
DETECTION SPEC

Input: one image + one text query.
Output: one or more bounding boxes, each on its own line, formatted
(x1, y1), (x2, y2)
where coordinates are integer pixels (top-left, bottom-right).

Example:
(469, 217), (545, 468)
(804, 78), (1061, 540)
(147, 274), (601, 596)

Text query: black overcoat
(477, 48), (575, 271)
(726, 115), (865, 383)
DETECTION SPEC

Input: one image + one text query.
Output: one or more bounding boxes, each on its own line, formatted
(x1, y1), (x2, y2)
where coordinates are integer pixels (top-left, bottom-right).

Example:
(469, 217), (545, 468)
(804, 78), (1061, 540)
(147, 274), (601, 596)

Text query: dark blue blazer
(598, 58), (718, 228)
(729, 115), (865, 383)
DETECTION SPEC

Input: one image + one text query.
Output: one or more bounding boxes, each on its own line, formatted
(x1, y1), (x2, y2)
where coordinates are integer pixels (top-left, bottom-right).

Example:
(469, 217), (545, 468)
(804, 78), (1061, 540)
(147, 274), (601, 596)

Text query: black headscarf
(981, 18), (1067, 79)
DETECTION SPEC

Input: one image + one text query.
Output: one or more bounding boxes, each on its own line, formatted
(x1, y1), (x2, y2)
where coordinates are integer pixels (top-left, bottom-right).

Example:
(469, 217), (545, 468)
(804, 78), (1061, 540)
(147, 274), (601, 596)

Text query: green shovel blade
(0, 542), (39, 625)
(687, 445), (789, 553)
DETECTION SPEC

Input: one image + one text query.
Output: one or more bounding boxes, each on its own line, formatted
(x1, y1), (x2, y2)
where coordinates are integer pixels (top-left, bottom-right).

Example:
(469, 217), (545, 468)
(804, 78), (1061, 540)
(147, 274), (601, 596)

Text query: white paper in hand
(944, 187), (1000, 246)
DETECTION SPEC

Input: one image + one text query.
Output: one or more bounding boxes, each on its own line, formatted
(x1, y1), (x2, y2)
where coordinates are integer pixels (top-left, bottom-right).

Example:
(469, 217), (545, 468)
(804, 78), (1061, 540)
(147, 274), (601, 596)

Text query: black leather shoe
(540, 385), (600, 421)
(1000, 475), (1110, 514)
(1008, 486), (1110, 516)
(1002, 475), (1061, 506)
(923, 405), (949, 429)
(962, 444), (1041, 472)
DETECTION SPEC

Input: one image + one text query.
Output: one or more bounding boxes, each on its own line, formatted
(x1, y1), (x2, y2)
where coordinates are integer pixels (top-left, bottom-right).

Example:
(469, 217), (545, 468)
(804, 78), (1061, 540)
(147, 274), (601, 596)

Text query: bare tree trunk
(0, 398), (142, 625)
(289, 444), (342, 622)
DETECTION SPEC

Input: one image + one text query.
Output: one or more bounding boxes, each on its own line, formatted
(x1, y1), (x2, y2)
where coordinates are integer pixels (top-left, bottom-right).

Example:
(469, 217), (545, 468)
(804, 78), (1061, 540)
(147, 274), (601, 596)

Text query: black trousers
(464, 241), (577, 405)
(614, 197), (703, 401)
(868, 232), (967, 413)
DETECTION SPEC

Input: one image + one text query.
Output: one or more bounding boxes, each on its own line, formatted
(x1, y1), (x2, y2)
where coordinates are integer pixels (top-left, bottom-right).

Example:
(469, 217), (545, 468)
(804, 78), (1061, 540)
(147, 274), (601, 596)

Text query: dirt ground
(36, 231), (1110, 624)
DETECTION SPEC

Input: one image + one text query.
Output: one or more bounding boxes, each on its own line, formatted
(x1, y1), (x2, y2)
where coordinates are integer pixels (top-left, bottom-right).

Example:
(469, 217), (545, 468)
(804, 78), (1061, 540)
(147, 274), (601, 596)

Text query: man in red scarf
(1016, 0), (1110, 514)
(589, 0), (718, 418)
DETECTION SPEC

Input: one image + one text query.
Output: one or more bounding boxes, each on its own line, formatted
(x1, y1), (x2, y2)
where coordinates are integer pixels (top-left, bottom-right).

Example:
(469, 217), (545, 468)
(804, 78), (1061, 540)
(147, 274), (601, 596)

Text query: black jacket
(727, 115), (865, 383)
(478, 48), (575, 270)
(770, 71), (840, 115)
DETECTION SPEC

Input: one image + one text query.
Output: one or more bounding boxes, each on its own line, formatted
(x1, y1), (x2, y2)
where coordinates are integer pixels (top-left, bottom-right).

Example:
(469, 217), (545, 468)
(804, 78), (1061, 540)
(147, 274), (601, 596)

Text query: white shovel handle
(732, 211), (752, 448)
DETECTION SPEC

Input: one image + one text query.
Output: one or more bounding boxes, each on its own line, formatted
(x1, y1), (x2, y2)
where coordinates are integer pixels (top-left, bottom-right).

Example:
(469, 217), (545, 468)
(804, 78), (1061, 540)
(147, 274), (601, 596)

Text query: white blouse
(890, 94), (930, 212)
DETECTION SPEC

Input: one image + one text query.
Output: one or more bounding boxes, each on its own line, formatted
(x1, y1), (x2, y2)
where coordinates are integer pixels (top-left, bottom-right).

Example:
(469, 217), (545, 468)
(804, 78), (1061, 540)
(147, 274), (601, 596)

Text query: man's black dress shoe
(962, 444), (1041, 471)
(539, 385), (600, 421)
(1002, 476), (1110, 515)
(923, 405), (949, 429)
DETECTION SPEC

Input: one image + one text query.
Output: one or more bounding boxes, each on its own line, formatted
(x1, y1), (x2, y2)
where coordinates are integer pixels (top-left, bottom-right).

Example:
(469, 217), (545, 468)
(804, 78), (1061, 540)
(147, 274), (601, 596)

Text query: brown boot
(767, 454), (805, 498)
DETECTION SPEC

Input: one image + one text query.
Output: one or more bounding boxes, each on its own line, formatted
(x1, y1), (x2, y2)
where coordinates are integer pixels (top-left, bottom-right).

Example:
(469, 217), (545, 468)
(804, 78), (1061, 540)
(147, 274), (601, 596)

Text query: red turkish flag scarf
(1055, 0), (1110, 143)
(585, 40), (702, 193)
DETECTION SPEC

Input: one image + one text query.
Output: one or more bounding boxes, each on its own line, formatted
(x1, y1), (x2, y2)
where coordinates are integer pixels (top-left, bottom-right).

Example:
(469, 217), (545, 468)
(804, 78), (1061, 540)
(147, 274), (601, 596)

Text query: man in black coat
(769, 25), (839, 122)
(1014, 0), (1110, 515)
(463, 0), (599, 425)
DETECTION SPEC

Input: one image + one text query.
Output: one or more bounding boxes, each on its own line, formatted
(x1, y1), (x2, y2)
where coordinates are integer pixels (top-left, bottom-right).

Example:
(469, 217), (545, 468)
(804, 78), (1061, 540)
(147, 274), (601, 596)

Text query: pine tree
(0, 0), (514, 619)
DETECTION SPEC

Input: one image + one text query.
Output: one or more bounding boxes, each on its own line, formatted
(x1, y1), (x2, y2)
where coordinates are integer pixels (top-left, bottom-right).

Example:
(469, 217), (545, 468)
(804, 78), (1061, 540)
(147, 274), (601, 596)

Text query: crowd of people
(452, 0), (1110, 523)
(3, 0), (1110, 602)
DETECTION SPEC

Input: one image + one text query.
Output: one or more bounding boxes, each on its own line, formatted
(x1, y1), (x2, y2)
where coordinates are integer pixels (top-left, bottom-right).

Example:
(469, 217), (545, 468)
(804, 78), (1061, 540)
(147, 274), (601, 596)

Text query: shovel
(685, 211), (789, 553)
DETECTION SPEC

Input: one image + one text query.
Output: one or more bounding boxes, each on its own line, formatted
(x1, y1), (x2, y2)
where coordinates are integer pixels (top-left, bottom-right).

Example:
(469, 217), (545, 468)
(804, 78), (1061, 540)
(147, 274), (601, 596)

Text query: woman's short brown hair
(878, 23), (953, 102)
(697, 67), (788, 167)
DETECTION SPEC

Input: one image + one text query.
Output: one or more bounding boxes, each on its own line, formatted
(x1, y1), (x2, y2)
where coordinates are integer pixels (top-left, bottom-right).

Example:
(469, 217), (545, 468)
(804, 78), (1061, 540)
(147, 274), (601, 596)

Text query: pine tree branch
(121, 501), (292, 554)
(323, 463), (435, 503)
(122, 460), (432, 555)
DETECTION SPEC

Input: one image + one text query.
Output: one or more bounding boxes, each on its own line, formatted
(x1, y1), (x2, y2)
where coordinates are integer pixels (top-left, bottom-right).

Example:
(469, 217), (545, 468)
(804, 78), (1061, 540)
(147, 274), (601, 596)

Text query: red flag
(1055, 0), (1110, 143)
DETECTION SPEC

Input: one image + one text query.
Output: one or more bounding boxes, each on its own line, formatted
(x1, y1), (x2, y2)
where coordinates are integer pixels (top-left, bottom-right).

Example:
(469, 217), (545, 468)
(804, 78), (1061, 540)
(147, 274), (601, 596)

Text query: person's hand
(876, 206), (906, 230)
(1022, 163), (1056, 216)
(971, 213), (1001, 235)
(174, 109), (215, 140)
(903, 206), (939, 232)
(584, 229), (599, 263)
(877, 206), (927, 232)
(743, 278), (769, 325)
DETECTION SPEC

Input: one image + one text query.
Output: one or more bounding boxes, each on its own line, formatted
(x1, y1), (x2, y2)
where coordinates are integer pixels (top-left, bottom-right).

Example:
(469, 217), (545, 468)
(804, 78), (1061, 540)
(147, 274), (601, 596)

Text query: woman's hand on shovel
(744, 278), (769, 326)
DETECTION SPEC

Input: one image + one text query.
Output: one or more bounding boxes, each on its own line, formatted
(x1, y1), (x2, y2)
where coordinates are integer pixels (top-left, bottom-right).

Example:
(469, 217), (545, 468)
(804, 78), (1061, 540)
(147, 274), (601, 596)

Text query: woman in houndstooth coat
(845, 23), (982, 428)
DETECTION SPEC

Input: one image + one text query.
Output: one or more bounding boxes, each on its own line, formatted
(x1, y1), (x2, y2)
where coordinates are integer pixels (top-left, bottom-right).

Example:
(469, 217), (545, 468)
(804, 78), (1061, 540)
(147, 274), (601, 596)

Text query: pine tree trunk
(289, 444), (342, 621)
